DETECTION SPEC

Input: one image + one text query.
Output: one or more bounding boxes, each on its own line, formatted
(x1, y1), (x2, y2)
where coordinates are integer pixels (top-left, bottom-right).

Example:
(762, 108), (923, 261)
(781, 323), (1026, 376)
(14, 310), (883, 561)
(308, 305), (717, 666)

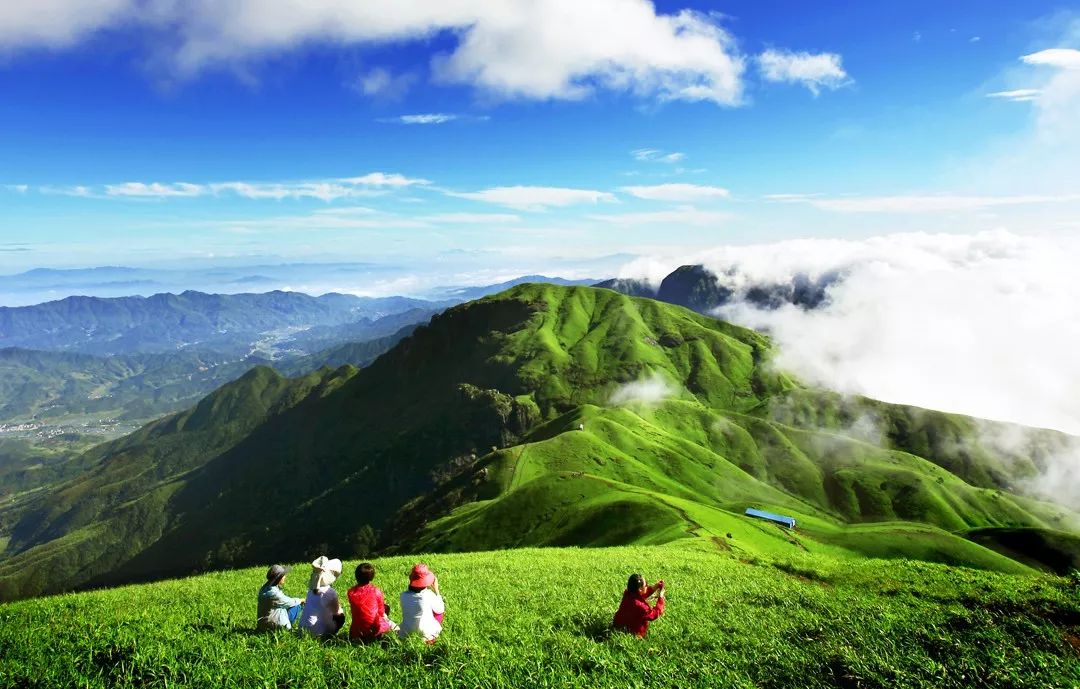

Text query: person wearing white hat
(298, 555), (346, 639)
(257, 564), (304, 631)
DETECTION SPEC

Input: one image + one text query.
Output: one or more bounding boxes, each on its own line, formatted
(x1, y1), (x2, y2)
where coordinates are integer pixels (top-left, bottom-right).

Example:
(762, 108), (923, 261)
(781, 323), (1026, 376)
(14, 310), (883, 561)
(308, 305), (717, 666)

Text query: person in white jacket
(299, 556), (346, 639)
(398, 563), (445, 643)
(257, 564), (304, 631)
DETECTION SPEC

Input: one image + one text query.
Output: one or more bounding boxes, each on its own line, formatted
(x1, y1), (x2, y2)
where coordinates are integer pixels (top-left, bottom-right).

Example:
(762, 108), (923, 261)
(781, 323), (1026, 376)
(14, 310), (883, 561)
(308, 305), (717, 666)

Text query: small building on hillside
(744, 507), (796, 529)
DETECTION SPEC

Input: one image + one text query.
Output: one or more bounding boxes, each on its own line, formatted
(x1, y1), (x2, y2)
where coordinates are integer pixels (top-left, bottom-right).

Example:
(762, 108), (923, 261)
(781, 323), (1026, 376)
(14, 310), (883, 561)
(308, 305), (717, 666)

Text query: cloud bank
(0, 2), (851, 105)
(618, 230), (1080, 436)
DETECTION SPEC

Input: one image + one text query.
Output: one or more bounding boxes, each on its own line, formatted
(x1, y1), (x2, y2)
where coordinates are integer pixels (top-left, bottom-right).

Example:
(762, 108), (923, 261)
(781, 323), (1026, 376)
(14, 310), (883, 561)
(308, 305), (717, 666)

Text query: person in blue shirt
(257, 564), (304, 631)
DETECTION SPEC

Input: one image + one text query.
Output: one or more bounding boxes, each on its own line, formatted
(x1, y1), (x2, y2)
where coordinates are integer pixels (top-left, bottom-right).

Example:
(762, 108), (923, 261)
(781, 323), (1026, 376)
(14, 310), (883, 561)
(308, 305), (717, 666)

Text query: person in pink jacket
(613, 573), (665, 638)
(347, 562), (398, 642)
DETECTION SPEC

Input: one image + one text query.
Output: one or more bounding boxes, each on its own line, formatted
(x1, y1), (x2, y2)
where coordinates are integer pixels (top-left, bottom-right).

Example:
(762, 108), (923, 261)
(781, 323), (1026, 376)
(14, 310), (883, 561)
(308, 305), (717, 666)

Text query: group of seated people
(257, 556), (446, 643)
(257, 555), (666, 643)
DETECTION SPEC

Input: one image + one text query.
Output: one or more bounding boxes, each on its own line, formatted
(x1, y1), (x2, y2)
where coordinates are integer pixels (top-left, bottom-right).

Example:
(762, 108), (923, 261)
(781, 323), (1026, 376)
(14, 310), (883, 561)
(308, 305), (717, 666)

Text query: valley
(1, 283), (1076, 604)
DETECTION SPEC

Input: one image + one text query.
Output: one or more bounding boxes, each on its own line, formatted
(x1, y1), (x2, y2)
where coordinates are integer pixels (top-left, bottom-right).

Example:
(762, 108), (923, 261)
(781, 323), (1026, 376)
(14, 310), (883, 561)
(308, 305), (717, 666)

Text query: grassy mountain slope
(0, 365), (358, 599)
(1, 284), (1077, 600)
(1, 544), (1077, 689)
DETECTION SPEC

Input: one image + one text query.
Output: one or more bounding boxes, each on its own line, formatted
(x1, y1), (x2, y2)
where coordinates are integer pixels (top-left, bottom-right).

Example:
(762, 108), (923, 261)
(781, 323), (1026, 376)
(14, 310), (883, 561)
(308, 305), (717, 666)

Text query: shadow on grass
(554, 611), (614, 642)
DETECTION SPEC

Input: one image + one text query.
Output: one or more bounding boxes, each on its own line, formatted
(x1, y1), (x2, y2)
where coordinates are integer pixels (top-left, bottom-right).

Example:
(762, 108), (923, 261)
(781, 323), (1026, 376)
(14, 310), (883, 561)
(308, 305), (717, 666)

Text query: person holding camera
(612, 573), (665, 638)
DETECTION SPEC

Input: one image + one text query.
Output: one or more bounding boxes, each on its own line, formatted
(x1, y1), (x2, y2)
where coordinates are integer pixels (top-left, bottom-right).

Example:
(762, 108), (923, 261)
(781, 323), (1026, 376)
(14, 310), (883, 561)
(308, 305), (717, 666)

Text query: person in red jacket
(347, 562), (399, 643)
(612, 573), (665, 638)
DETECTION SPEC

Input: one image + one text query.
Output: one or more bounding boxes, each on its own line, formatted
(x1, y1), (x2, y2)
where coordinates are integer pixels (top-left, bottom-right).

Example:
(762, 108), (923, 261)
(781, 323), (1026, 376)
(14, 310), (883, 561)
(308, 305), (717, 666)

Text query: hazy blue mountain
(280, 307), (445, 354)
(0, 290), (441, 356)
(0, 263), (398, 307)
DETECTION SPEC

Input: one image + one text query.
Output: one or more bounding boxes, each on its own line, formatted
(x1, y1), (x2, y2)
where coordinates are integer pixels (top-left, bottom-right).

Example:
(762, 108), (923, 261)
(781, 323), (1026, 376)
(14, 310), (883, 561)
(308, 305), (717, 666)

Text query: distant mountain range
(0, 290), (448, 357)
(0, 262), (612, 308)
(2, 283), (1076, 600)
(0, 263), (403, 307)
(0, 277), (600, 508)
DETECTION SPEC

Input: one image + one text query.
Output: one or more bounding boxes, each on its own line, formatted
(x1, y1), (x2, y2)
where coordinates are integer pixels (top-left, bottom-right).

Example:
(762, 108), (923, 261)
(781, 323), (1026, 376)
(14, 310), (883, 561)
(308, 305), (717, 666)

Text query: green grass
(1, 543), (1077, 689)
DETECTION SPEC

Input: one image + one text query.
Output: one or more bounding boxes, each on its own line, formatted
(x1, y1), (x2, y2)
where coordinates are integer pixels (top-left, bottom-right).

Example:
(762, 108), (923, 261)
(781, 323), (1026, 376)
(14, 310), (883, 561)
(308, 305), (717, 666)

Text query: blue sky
(1, 0), (1079, 282)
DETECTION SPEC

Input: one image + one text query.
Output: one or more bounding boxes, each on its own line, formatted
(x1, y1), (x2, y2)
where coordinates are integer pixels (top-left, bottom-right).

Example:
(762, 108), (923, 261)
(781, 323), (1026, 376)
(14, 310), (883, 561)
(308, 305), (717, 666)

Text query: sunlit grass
(1, 543), (1077, 688)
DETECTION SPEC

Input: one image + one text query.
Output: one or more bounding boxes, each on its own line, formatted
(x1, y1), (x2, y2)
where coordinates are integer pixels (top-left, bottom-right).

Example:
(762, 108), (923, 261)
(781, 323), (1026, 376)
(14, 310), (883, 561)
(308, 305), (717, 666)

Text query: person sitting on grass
(612, 573), (665, 638)
(257, 564), (304, 631)
(298, 556), (346, 639)
(347, 562), (399, 643)
(398, 563), (445, 643)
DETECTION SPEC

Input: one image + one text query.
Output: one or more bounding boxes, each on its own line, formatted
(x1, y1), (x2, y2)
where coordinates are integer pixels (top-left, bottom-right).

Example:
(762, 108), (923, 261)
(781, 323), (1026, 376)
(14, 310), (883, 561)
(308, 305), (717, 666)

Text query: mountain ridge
(0, 283), (1076, 600)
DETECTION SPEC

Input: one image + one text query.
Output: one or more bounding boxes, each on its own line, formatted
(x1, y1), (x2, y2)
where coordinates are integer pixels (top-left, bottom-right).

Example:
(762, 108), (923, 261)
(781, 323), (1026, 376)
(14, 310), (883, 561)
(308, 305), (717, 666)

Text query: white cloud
(449, 185), (617, 211)
(620, 183), (729, 202)
(56, 173), (430, 201)
(962, 34), (1080, 195)
(354, 67), (416, 100)
(423, 212), (521, 224)
(382, 113), (458, 125)
(790, 193), (1080, 213)
(757, 48), (850, 95)
(0, 0), (135, 49)
(431, 3), (745, 104)
(2, 1), (748, 106)
(209, 181), (375, 201)
(106, 182), (205, 197)
(986, 88), (1043, 102)
(632, 148), (685, 163)
(590, 205), (731, 226)
(40, 185), (95, 198)
(3, 184), (29, 194)
(337, 172), (430, 188)
(1021, 48), (1080, 70)
(618, 230), (1080, 437)
(213, 212), (429, 231)
(311, 206), (377, 216)
(609, 371), (678, 406)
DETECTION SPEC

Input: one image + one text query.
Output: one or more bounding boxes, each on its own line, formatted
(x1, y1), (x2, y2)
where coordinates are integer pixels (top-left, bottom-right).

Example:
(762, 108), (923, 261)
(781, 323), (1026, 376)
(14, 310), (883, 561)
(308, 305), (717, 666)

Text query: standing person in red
(612, 573), (665, 638)
(347, 562), (399, 643)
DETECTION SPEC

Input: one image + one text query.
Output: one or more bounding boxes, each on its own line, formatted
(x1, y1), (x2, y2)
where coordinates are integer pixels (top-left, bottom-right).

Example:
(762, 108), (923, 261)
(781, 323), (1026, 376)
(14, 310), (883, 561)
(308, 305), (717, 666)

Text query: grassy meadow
(2, 542), (1078, 689)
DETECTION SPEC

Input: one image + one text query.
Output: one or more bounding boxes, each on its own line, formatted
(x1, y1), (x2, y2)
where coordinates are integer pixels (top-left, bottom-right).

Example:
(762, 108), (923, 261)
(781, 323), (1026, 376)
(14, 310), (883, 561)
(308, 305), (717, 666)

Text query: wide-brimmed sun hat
(308, 555), (343, 590)
(266, 564), (290, 585)
(409, 563), (435, 588)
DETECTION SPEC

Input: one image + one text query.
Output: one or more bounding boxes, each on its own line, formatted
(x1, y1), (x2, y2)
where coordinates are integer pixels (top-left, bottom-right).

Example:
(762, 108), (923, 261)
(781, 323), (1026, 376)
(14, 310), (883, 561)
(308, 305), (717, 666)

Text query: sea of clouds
(617, 230), (1080, 505)
(619, 229), (1080, 435)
